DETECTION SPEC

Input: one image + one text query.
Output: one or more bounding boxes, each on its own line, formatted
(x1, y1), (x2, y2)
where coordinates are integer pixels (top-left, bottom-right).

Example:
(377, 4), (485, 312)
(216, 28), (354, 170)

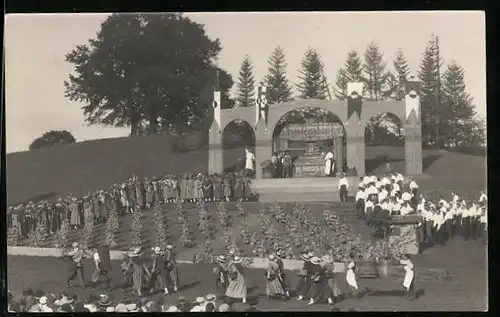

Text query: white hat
(154, 247), (161, 254)
(195, 297), (205, 304)
(72, 242), (79, 248)
(217, 255), (226, 263)
(126, 304), (140, 312)
(268, 254), (276, 261)
(166, 244), (173, 250)
(106, 307), (115, 312)
(204, 294), (216, 301)
(232, 256), (242, 264)
(39, 296), (48, 305)
(218, 303), (230, 312)
(310, 257), (321, 265)
(167, 306), (179, 312)
(228, 249), (236, 255)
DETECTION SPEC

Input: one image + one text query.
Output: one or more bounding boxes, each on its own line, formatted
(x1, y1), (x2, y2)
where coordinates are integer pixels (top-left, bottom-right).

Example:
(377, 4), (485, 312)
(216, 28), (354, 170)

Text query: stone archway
(272, 106), (346, 177)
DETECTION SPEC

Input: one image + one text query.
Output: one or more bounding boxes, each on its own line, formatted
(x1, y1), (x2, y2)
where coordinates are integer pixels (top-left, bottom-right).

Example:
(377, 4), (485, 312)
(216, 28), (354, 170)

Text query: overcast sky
(5, 11), (486, 153)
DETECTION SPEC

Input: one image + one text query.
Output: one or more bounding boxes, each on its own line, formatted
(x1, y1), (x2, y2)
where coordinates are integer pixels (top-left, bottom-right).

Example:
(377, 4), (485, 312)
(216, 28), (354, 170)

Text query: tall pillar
(404, 81), (423, 175)
(346, 82), (365, 176)
(208, 120), (223, 175)
(254, 119), (271, 179)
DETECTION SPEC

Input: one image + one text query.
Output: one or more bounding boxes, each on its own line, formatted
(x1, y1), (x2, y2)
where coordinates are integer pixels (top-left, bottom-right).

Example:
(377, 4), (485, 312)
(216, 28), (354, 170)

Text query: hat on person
(106, 307), (115, 312)
(98, 294), (112, 307)
(307, 251), (314, 257)
(228, 249), (236, 255)
(72, 242), (79, 248)
(71, 197), (77, 202)
(268, 254), (276, 261)
(204, 294), (217, 302)
(195, 297), (205, 304)
(276, 249), (286, 257)
(300, 253), (311, 261)
(166, 244), (173, 250)
(218, 303), (230, 312)
(153, 247), (161, 254)
(114, 303), (128, 312)
(126, 303), (140, 312)
(167, 306), (179, 312)
(232, 256), (242, 264)
(39, 296), (48, 305)
(310, 257), (321, 265)
(217, 255), (226, 263)
(322, 254), (333, 263)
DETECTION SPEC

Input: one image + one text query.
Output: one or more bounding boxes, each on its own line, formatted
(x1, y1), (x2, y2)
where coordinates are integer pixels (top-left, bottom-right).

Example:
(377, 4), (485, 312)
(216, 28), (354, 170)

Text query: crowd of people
(354, 173), (488, 245)
(6, 172), (257, 237)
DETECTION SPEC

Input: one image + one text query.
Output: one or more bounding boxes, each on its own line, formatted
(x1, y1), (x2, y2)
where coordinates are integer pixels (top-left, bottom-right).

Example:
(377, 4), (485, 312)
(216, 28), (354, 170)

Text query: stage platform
(253, 177), (358, 202)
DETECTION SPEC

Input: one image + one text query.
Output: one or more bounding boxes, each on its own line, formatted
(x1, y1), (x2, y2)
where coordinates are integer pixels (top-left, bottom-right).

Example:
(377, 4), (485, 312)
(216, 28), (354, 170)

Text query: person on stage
(225, 256), (247, 304)
(164, 244), (179, 293)
(90, 246), (111, 291)
(149, 247), (168, 295)
(213, 255), (229, 296)
(324, 150), (334, 177)
(346, 252), (359, 299)
(244, 148), (256, 178)
(296, 252), (312, 301)
(265, 254), (286, 300)
(64, 242), (85, 288)
(399, 254), (417, 300)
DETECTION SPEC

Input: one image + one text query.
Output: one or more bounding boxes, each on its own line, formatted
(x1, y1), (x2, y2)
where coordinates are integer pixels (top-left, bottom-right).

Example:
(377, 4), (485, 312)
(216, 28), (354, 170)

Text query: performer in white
(244, 148), (255, 177)
(345, 253), (359, 299)
(399, 254), (416, 300)
(338, 173), (349, 202)
(324, 150), (334, 176)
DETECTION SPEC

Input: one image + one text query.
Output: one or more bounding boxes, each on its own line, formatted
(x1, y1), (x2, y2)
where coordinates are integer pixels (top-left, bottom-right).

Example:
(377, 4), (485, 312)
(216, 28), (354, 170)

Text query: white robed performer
(324, 150), (334, 176)
(400, 254), (416, 300)
(345, 253), (359, 299)
(244, 148), (255, 177)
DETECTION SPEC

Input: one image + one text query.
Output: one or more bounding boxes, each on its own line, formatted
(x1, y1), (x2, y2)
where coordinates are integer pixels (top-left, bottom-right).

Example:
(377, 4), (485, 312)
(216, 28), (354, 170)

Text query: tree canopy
(29, 130), (76, 150)
(64, 13), (234, 136)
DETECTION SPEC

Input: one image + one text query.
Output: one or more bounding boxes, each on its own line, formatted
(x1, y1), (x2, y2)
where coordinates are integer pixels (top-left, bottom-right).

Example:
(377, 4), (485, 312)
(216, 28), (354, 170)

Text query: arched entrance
(221, 119), (255, 173)
(272, 107), (346, 177)
(364, 112), (405, 175)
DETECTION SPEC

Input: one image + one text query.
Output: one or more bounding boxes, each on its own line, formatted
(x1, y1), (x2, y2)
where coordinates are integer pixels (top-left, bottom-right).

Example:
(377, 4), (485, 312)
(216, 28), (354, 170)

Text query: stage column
(404, 81), (423, 175)
(208, 120), (223, 175)
(334, 137), (344, 175)
(346, 82), (365, 176)
(255, 119), (271, 179)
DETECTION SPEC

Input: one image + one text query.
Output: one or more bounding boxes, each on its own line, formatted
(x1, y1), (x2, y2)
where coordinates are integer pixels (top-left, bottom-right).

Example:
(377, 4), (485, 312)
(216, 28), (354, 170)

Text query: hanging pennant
(347, 82), (363, 120)
(255, 86), (269, 130)
(405, 81), (421, 123)
(213, 91), (221, 133)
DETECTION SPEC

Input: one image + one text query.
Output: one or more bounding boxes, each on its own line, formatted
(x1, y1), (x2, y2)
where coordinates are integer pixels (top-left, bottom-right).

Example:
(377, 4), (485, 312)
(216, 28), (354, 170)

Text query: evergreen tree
(236, 55), (256, 107)
(441, 61), (484, 147)
(391, 49), (411, 100)
(297, 48), (328, 99)
(334, 50), (364, 100)
(363, 42), (389, 100)
(418, 36), (442, 146)
(264, 46), (293, 104)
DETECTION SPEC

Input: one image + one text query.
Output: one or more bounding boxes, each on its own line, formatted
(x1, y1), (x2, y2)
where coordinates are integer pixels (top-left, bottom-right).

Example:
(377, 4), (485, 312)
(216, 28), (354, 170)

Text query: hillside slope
(6, 135), (486, 205)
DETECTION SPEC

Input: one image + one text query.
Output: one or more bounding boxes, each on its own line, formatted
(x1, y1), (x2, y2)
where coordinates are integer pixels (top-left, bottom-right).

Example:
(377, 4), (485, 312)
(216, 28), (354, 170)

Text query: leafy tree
(264, 46), (293, 104)
(334, 50), (364, 99)
(64, 13), (233, 136)
(236, 55), (256, 107)
(297, 48), (328, 99)
(29, 130), (76, 150)
(362, 42), (389, 100)
(418, 35), (442, 146)
(441, 61), (485, 148)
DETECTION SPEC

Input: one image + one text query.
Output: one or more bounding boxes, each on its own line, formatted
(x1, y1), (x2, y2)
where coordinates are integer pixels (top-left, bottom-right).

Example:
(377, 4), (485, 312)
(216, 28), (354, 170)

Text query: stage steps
(253, 177), (358, 202)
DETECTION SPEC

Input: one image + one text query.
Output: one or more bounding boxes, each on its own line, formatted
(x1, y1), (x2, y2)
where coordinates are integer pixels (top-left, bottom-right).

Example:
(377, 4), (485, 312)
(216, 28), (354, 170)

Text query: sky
(5, 11), (486, 153)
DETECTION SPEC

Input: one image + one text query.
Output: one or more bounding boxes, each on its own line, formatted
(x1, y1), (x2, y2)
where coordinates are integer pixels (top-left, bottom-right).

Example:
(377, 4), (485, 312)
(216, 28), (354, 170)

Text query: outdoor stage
(253, 176), (358, 202)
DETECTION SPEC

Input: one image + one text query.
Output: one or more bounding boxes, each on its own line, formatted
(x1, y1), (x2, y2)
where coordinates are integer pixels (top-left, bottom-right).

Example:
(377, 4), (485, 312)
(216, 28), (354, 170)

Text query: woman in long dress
(225, 256), (247, 303)
(275, 250), (290, 297)
(308, 257), (332, 305)
(266, 254), (286, 299)
(213, 255), (229, 296)
(400, 254), (416, 300)
(222, 174), (232, 202)
(296, 253), (313, 300)
(164, 245), (179, 292)
(69, 197), (81, 230)
(322, 255), (341, 305)
(128, 247), (150, 297)
(83, 196), (94, 226)
(324, 151), (334, 176)
(346, 253), (359, 299)
(98, 190), (108, 223)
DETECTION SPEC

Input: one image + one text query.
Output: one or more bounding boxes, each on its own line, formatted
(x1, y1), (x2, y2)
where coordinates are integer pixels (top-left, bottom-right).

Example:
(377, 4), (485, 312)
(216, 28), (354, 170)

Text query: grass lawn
(7, 238), (487, 311)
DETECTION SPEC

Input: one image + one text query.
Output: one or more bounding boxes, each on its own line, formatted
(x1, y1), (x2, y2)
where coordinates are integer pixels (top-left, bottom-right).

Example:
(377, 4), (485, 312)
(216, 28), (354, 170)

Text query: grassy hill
(6, 135), (487, 205)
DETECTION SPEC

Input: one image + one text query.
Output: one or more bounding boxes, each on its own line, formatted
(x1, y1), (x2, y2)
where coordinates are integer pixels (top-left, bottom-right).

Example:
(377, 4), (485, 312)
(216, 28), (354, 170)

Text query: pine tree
(334, 50), (364, 100)
(264, 46), (294, 104)
(236, 55), (256, 107)
(441, 61), (483, 147)
(363, 42), (389, 100)
(389, 49), (411, 100)
(296, 48), (328, 99)
(418, 36), (442, 146)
